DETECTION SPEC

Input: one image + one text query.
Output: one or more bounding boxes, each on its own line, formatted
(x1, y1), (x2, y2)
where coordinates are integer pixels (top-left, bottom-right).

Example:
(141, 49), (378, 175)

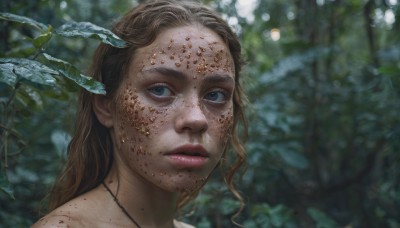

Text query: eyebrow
(142, 67), (187, 81)
(203, 74), (235, 85)
(142, 67), (234, 84)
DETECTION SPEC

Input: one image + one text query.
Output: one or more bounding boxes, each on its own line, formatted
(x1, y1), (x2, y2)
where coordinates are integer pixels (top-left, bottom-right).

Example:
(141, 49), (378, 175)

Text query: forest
(1, 0), (399, 227)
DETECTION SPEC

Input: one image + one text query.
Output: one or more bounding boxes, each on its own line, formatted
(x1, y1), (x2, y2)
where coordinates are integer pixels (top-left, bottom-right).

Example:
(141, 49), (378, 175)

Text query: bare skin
(33, 24), (235, 228)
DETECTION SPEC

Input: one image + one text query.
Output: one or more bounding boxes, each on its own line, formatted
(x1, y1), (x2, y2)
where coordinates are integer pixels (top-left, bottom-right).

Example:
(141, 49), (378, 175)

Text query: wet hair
(48, 0), (247, 222)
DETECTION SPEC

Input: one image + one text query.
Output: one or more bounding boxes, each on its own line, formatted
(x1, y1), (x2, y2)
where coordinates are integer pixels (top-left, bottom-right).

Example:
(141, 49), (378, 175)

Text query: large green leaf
(0, 173), (14, 200)
(0, 58), (57, 86)
(0, 63), (17, 86)
(42, 53), (106, 94)
(0, 12), (47, 31)
(55, 22), (127, 48)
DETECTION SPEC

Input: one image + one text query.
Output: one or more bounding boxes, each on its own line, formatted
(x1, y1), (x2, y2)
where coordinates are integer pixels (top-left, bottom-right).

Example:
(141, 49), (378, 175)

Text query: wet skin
(106, 25), (236, 194)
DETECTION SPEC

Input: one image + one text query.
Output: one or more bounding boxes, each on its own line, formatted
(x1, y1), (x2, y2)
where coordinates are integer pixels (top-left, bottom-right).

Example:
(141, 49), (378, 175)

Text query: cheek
(118, 85), (170, 133)
(209, 107), (234, 148)
(115, 86), (169, 159)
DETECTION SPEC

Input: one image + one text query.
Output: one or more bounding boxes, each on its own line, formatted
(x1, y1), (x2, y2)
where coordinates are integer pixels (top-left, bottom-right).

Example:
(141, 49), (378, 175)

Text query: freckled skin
(32, 25), (233, 228)
(111, 25), (235, 194)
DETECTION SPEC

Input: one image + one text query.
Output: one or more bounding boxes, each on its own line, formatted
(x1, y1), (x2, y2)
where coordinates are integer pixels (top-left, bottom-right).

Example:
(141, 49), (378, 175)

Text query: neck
(104, 161), (179, 227)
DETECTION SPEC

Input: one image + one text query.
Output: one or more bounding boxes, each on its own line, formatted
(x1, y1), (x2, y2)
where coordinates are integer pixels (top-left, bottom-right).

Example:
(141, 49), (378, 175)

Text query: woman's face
(110, 25), (235, 193)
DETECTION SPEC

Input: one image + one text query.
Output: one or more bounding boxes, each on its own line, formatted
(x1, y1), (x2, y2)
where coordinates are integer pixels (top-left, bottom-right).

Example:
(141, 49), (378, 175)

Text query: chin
(157, 171), (209, 194)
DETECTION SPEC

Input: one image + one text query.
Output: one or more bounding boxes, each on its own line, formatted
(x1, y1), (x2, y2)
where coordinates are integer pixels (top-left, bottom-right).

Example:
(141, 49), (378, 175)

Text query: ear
(93, 94), (114, 128)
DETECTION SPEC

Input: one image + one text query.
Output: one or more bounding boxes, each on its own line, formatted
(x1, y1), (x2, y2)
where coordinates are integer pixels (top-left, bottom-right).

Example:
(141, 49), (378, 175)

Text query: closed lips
(165, 145), (209, 157)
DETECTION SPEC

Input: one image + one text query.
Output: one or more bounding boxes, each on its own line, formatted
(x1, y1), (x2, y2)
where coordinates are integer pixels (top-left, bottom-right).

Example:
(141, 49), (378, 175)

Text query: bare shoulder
(31, 196), (95, 227)
(174, 220), (196, 228)
(31, 213), (83, 228)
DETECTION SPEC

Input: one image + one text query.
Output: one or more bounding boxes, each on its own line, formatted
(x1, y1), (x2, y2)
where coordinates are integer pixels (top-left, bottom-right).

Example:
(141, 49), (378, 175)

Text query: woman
(33, 0), (247, 227)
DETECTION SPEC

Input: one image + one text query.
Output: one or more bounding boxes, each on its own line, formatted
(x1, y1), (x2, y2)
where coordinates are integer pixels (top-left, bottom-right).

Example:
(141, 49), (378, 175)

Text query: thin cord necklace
(102, 182), (142, 228)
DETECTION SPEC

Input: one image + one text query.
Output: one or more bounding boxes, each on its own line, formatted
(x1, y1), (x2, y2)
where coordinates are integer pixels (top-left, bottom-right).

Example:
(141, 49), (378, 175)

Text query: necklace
(102, 182), (142, 228)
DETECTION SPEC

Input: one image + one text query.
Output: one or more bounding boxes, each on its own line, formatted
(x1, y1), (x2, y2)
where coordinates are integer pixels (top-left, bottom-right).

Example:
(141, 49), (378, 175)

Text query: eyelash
(147, 84), (174, 98)
(203, 90), (230, 104)
(147, 84), (231, 105)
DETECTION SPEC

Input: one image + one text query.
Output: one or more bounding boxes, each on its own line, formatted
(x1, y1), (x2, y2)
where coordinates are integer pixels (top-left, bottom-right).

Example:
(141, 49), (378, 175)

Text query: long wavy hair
(48, 0), (247, 221)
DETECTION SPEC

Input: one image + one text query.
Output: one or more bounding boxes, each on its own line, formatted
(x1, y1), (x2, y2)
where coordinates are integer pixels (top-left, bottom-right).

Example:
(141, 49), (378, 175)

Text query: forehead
(151, 25), (224, 48)
(130, 25), (235, 75)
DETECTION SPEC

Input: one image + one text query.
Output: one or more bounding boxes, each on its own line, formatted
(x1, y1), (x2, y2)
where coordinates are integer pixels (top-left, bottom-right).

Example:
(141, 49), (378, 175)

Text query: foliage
(1, 0), (400, 227)
(0, 0), (127, 225)
(236, 0), (400, 227)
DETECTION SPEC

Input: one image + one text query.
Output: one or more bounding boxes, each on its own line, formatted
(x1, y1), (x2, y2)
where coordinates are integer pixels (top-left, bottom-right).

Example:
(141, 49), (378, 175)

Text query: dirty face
(111, 25), (235, 194)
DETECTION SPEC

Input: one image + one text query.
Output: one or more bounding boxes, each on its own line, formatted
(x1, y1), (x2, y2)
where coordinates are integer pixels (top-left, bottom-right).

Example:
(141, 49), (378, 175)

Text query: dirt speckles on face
(216, 112), (233, 144)
(208, 43), (214, 51)
(140, 35), (232, 77)
(196, 57), (208, 74)
(117, 86), (163, 142)
(113, 26), (235, 194)
(168, 39), (174, 50)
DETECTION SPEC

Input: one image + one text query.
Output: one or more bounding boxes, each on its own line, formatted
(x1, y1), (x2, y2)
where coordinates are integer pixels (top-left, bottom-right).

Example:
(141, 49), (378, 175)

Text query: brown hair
(48, 0), (247, 221)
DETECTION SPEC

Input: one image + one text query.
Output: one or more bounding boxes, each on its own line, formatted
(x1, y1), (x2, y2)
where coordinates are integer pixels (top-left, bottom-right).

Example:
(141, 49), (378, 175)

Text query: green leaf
(0, 63), (17, 86)
(51, 130), (71, 157)
(0, 58), (57, 86)
(0, 173), (14, 200)
(55, 22), (127, 48)
(307, 208), (339, 228)
(5, 45), (37, 58)
(42, 84), (71, 100)
(0, 12), (47, 31)
(220, 198), (240, 215)
(378, 66), (400, 76)
(42, 53), (106, 94)
(270, 204), (293, 227)
(21, 86), (43, 109)
(32, 31), (53, 49)
(278, 150), (309, 170)
(259, 47), (331, 85)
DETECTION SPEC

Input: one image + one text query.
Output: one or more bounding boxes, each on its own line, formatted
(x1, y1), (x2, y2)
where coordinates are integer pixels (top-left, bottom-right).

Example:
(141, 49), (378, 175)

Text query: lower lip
(166, 154), (208, 169)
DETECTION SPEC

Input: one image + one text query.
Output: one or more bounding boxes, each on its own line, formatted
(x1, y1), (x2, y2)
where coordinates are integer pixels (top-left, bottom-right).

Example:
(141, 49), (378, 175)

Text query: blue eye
(148, 85), (173, 97)
(204, 91), (227, 103)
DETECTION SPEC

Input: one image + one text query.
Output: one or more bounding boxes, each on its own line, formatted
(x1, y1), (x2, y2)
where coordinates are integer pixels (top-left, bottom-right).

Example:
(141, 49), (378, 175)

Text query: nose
(175, 100), (208, 134)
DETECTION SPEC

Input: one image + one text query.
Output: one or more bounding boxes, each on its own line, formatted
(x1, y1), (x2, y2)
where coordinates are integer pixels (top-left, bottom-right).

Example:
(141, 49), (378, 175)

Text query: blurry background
(1, 0), (399, 227)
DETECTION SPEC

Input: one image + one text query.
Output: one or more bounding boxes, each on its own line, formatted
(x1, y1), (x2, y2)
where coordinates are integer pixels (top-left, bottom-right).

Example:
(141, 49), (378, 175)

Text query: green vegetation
(1, 0), (399, 227)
